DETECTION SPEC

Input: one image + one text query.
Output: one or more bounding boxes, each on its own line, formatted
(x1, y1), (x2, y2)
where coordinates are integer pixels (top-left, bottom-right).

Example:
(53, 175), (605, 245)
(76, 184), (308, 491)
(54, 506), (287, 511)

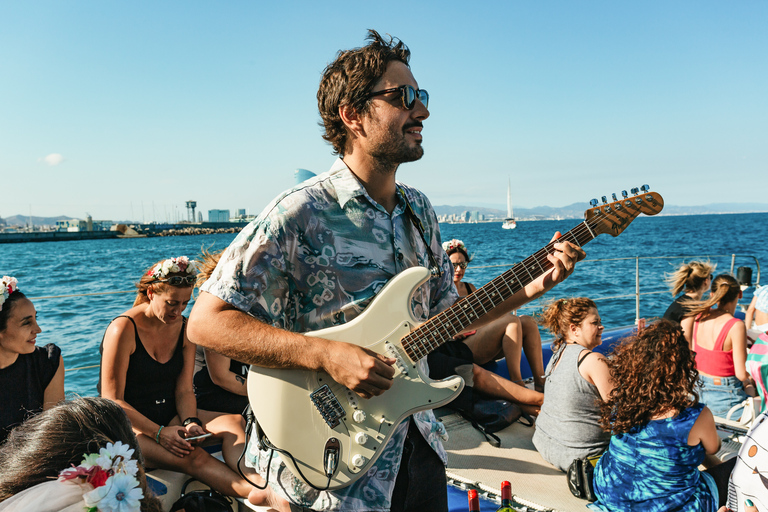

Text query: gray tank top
(533, 343), (611, 470)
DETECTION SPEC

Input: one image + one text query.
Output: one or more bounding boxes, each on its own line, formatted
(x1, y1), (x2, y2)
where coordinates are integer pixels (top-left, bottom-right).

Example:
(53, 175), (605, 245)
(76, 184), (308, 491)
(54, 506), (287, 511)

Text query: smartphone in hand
(185, 432), (213, 442)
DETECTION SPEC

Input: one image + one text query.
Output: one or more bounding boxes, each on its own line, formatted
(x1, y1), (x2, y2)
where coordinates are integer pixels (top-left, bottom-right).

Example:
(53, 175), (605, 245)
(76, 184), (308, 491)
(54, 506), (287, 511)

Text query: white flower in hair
(83, 472), (143, 512)
(148, 256), (197, 279)
(0, 276), (19, 312)
(96, 442), (138, 477)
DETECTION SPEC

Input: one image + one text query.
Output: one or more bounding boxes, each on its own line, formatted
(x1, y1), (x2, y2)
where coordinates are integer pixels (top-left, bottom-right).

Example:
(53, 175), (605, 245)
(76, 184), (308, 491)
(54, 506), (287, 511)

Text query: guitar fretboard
(401, 218), (602, 362)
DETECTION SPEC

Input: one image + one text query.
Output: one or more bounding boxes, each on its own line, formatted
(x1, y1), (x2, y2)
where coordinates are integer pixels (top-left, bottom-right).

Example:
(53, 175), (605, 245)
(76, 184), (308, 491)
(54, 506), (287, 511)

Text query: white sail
(502, 178), (516, 229)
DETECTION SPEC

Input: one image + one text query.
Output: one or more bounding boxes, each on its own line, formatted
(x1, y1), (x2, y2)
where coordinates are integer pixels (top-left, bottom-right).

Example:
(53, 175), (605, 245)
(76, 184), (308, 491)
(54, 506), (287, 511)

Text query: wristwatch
(182, 417), (203, 427)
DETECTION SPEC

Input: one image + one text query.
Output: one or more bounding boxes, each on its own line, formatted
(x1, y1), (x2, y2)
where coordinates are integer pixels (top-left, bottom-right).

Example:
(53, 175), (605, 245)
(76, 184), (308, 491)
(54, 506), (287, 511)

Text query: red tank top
(693, 316), (741, 377)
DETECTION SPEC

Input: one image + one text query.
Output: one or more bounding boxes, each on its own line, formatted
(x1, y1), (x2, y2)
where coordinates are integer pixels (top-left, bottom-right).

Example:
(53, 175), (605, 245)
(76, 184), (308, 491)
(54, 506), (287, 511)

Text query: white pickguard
(247, 266), (464, 490)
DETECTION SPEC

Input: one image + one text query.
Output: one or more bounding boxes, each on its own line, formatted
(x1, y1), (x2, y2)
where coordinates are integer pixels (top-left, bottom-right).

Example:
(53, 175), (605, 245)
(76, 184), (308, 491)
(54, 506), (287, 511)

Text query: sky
(1, 1), (766, 222)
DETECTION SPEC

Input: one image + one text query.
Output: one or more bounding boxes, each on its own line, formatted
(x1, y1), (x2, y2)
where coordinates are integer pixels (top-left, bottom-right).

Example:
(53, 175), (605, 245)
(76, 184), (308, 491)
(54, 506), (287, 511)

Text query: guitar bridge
(310, 385), (345, 428)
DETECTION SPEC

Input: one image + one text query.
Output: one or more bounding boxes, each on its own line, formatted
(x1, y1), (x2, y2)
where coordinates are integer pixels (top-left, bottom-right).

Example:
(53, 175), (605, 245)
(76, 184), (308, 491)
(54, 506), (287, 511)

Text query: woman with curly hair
(589, 320), (735, 511)
(532, 298), (613, 471)
(681, 273), (755, 417)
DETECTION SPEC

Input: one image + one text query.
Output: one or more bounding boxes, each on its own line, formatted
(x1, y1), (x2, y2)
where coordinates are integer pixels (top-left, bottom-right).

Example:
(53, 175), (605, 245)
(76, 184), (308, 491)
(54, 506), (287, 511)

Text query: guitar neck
(401, 220), (599, 362)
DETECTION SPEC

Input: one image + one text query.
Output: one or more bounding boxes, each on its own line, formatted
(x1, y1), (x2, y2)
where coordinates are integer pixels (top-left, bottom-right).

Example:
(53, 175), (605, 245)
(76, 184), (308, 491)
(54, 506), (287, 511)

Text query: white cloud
(39, 153), (64, 166)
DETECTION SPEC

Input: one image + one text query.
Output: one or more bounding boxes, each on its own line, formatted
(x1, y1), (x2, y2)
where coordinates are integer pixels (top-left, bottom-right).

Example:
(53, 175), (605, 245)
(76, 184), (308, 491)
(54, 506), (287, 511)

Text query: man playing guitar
(188, 29), (584, 512)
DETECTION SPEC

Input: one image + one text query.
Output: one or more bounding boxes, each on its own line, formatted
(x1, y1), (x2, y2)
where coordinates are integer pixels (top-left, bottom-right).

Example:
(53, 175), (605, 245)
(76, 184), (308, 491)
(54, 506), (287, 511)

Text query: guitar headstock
(584, 185), (664, 237)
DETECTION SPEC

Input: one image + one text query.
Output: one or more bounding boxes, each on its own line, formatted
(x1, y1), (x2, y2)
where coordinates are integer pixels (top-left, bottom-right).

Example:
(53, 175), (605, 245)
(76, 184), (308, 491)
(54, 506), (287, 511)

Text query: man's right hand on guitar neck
(320, 340), (396, 399)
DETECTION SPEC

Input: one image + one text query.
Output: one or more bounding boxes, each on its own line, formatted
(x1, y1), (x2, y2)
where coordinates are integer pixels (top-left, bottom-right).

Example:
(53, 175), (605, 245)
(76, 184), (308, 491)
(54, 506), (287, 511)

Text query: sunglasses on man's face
(154, 276), (197, 286)
(366, 84), (429, 110)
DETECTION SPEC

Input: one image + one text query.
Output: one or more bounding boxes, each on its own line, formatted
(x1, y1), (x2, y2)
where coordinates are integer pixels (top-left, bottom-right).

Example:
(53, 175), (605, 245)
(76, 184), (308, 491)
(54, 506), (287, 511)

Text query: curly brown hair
(598, 320), (699, 434)
(538, 297), (597, 351)
(317, 29), (411, 156)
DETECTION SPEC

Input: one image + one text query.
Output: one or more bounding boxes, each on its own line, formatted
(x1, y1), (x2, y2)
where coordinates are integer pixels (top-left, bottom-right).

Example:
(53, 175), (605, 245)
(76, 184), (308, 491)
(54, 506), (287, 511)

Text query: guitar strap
(398, 187), (444, 279)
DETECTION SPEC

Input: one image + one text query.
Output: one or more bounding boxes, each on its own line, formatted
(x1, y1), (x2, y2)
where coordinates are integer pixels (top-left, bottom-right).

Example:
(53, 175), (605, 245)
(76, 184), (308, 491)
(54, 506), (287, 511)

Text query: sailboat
(502, 178), (516, 229)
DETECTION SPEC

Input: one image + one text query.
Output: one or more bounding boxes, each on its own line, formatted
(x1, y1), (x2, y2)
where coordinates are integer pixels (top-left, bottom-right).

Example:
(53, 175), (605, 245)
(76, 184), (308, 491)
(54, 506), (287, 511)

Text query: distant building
(295, 168), (316, 185)
(208, 209), (230, 223)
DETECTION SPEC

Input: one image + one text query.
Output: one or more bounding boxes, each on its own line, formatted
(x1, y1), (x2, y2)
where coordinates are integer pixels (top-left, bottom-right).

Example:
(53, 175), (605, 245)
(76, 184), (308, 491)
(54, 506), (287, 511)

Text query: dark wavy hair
(317, 29), (411, 156)
(0, 290), (27, 332)
(598, 320), (699, 434)
(0, 397), (162, 511)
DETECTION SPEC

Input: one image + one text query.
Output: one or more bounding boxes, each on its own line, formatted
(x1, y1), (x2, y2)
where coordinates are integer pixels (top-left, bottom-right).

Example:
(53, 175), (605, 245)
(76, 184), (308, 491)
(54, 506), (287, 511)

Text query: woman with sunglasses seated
(99, 257), (255, 499)
(192, 250), (249, 415)
(0, 276), (65, 444)
(663, 261), (715, 324)
(427, 240), (544, 415)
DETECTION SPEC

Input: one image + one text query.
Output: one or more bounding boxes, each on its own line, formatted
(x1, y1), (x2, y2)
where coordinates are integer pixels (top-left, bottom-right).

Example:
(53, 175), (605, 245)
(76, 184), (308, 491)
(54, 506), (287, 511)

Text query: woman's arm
(746, 295), (758, 330)
(175, 331), (204, 436)
(204, 348), (247, 396)
(681, 316), (695, 347)
(579, 352), (614, 401)
(42, 354), (65, 409)
(730, 320), (755, 393)
(688, 406), (720, 456)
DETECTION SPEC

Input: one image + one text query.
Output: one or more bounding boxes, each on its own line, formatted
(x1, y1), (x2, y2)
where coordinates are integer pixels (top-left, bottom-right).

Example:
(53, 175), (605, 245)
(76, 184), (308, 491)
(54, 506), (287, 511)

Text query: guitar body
(247, 266), (464, 490)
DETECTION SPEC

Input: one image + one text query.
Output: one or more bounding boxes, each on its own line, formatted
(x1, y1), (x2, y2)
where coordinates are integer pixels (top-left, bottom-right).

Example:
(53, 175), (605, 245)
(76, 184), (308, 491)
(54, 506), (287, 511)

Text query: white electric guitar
(247, 187), (664, 490)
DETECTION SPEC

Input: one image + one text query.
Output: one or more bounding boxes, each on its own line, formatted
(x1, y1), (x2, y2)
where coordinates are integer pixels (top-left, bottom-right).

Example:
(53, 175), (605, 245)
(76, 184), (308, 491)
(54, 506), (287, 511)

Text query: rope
(29, 290), (134, 300)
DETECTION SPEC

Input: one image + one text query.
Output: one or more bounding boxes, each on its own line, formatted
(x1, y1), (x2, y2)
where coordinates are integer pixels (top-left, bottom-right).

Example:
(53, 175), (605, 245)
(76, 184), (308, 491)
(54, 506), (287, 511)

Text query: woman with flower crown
(0, 276), (64, 444)
(0, 397), (162, 512)
(99, 257), (255, 499)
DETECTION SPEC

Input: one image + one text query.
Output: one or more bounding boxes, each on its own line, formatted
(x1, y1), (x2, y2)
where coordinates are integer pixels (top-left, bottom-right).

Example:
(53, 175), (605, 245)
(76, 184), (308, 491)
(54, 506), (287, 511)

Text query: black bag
(170, 479), (235, 512)
(566, 455), (600, 502)
(428, 339), (534, 447)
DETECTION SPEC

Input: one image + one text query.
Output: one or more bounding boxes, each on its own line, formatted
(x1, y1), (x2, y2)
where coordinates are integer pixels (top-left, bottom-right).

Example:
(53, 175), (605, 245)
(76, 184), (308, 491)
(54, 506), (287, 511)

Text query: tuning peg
(631, 187), (639, 195)
(641, 184), (650, 192)
(590, 198), (598, 207)
(601, 196), (607, 204)
(612, 193), (618, 201)
(622, 190), (628, 198)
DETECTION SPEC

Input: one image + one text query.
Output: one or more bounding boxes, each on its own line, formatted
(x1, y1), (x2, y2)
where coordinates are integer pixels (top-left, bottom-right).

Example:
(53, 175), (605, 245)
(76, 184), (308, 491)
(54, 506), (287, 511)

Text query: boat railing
(31, 253), (762, 375)
(472, 253), (762, 325)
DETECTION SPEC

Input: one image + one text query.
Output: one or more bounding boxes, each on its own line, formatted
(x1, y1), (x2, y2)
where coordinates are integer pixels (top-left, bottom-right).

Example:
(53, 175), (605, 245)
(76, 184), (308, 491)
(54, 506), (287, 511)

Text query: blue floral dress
(588, 403), (718, 512)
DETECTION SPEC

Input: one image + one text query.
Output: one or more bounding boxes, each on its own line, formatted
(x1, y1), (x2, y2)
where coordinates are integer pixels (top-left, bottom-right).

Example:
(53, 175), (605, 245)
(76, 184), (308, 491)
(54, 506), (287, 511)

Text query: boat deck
(437, 405), (751, 512)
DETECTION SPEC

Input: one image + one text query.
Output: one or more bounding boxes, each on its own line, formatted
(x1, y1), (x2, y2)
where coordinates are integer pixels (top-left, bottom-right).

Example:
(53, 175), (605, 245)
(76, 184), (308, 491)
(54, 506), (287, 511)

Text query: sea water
(1, 212), (766, 396)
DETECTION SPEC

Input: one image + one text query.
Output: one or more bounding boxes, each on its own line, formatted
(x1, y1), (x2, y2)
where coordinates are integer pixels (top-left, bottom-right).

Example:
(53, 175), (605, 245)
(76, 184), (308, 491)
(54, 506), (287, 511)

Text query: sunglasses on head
(366, 84), (429, 110)
(154, 276), (197, 286)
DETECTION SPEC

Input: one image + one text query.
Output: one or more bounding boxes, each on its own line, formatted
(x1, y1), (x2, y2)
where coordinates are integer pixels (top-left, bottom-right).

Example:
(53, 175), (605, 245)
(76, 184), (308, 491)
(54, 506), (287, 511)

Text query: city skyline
(2, 1), (766, 221)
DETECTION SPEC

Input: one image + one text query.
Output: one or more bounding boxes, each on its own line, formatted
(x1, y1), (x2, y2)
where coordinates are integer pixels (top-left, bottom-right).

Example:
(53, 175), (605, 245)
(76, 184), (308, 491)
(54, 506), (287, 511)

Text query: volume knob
(352, 410), (367, 423)
(355, 432), (369, 445)
(351, 454), (367, 469)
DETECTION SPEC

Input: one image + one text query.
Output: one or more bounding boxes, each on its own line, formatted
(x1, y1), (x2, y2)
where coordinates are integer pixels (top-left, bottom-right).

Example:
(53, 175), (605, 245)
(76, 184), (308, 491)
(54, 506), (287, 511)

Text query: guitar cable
(238, 405), (334, 492)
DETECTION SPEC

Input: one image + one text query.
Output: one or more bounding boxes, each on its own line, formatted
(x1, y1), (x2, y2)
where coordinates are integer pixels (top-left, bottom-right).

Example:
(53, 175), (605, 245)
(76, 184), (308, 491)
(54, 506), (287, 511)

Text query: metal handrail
(471, 253), (762, 325)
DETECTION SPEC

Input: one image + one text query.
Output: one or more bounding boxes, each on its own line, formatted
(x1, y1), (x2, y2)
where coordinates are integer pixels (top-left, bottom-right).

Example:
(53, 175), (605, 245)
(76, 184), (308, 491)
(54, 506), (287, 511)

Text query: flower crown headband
(147, 256), (196, 280)
(59, 440), (143, 512)
(442, 239), (467, 253)
(0, 276), (19, 312)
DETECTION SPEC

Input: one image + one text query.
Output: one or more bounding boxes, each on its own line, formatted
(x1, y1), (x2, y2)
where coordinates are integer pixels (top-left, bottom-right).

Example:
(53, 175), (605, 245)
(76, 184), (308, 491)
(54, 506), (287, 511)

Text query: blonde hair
(684, 273), (741, 317)
(195, 248), (223, 287)
(133, 258), (195, 307)
(665, 260), (716, 297)
(538, 297), (597, 351)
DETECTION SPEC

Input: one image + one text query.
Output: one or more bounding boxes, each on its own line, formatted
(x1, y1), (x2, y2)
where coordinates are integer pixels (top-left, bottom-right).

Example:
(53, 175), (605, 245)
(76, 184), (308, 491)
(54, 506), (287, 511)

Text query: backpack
(170, 479), (235, 512)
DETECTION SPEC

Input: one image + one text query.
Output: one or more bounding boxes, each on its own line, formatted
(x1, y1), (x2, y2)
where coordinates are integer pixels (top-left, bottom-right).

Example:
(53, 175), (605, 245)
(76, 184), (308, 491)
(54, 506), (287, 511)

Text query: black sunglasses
(154, 276), (197, 286)
(366, 85), (429, 110)
(454, 262), (469, 270)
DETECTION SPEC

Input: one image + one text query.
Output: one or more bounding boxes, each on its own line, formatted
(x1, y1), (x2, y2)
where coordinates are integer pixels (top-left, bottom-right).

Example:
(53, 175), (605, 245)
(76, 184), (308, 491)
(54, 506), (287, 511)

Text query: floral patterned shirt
(201, 158), (458, 511)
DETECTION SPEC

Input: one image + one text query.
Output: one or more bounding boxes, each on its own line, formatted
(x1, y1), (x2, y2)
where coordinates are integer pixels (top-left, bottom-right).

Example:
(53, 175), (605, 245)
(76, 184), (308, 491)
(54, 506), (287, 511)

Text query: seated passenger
(442, 239), (545, 392)
(663, 260), (715, 324)
(745, 285), (768, 333)
(98, 257), (253, 499)
(0, 276), (64, 444)
(193, 250), (249, 415)
(681, 274), (756, 417)
(0, 396), (162, 512)
(590, 320), (735, 512)
(532, 298), (612, 472)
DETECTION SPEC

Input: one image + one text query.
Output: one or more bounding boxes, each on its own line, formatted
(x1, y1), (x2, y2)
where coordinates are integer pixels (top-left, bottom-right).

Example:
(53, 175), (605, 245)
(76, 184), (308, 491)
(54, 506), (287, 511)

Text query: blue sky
(1, 1), (766, 222)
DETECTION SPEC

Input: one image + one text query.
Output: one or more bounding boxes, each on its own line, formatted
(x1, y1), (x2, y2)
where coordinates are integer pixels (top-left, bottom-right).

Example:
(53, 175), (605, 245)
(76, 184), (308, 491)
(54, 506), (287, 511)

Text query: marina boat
(502, 179), (517, 230)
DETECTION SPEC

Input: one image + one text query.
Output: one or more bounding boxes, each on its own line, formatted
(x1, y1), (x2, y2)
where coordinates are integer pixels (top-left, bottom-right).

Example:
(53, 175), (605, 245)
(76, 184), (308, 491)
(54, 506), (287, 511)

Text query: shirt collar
(329, 158), (407, 215)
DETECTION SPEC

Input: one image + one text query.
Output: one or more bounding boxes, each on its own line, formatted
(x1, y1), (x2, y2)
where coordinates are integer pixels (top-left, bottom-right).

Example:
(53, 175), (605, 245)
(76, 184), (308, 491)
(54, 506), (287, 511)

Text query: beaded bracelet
(155, 425), (164, 444)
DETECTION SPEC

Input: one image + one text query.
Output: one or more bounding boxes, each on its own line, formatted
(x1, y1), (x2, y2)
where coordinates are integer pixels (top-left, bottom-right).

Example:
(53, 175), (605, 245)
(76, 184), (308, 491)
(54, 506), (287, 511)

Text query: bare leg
(471, 364), (543, 414)
(520, 315), (545, 391)
(463, 315), (521, 367)
(198, 410), (254, 476)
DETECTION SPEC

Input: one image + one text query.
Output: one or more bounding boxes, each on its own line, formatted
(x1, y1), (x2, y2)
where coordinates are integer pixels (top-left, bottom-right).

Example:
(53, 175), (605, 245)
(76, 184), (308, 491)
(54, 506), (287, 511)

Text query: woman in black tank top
(99, 256), (255, 499)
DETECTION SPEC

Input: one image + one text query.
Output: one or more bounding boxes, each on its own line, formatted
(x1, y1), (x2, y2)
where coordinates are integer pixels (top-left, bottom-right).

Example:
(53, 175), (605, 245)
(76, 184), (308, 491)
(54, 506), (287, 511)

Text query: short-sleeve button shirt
(202, 158), (457, 511)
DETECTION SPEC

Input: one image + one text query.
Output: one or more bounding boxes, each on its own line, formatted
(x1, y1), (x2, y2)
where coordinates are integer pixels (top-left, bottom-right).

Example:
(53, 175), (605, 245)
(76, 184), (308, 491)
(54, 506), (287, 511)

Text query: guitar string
(402, 197), (658, 361)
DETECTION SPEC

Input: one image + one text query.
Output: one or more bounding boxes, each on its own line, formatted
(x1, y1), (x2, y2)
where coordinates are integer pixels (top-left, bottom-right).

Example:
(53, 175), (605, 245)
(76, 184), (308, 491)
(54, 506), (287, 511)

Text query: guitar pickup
(385, 342), (409, 376)
(310, 385), (345, 428)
